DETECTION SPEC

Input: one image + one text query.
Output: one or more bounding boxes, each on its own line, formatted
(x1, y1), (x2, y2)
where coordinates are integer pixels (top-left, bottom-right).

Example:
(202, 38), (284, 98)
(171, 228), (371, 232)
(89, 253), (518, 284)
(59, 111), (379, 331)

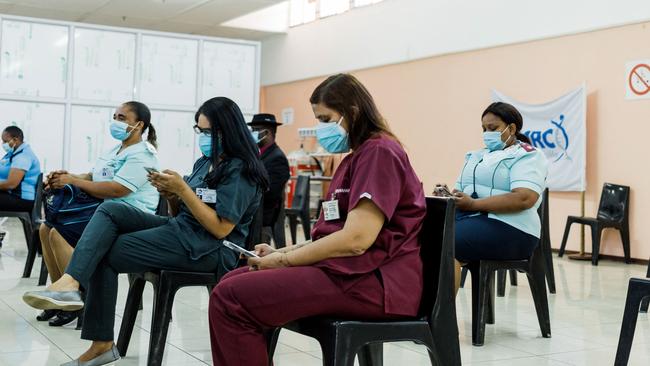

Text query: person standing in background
(248, 114), (290, 243)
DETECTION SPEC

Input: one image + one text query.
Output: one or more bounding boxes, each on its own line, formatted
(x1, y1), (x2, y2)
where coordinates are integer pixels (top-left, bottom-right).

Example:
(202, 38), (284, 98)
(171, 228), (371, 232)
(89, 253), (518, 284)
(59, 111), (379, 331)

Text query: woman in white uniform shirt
(435, 102), (548, 270)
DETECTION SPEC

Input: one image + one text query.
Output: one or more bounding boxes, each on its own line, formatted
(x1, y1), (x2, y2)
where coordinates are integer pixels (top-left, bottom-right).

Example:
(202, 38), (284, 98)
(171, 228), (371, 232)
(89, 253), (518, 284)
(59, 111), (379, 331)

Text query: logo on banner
(524, 114), (571, 163)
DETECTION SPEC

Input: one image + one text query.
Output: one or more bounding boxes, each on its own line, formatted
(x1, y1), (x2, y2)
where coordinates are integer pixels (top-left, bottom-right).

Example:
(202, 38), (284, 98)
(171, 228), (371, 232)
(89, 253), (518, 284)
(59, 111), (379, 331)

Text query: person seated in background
(208, 74), (426, 366)
(22, 97), (267, 366)
(0, 126), (41, 248)
(433, 102), (548, 290)
(247, 113), (290, 242)
(0, 126), (41, 212)
(38, 101), (160, 327)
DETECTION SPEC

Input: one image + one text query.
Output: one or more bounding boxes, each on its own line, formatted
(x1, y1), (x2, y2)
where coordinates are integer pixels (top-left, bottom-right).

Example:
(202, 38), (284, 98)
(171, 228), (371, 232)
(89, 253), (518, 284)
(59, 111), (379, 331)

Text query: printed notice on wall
(625, 60), (650, 100)
(281, 107), (294, 125)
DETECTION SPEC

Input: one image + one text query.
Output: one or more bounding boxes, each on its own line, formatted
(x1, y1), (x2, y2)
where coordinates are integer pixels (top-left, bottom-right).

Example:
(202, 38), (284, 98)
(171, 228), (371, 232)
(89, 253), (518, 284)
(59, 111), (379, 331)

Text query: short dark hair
(481, 102), (531, 144)
(3, 126), (24, 141)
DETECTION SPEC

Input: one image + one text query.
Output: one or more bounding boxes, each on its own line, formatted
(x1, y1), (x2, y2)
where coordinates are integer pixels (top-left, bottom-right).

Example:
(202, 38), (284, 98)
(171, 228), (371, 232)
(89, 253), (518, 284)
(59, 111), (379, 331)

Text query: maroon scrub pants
(209, 266), (391, 366)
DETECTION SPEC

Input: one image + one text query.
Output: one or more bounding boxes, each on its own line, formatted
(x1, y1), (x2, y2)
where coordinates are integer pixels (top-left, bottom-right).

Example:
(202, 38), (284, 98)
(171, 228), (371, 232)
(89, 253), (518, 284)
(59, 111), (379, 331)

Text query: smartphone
(144, 167), (159, 175)
(436, 185), (454, 197)
(223, 240), (259, 258)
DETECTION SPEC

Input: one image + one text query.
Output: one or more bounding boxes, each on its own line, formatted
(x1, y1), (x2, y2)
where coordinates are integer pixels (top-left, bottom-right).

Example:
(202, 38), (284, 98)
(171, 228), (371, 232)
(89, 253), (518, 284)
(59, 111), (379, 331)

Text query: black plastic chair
(266, 197), (462, 366)
(614, 278), (650, 365)
(0, 173), (44, 278)
(495, 189), (556, 296)
(640, 260), (650, 313)
(558, 183), (630, 266)
(460, 189), (556, 296)
(117, 197), (264, 366)
(461, 191), (551, 346)
(262, 191), (287, 249)
(285, 175), (311, 244)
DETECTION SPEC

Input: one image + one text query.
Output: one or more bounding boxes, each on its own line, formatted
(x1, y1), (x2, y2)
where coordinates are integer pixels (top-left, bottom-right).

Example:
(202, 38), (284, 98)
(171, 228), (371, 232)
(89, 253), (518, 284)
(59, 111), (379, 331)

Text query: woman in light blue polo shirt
(434, 102), (548, 264)
(37, 101), (159, 326)
(0, 126), (41, 213)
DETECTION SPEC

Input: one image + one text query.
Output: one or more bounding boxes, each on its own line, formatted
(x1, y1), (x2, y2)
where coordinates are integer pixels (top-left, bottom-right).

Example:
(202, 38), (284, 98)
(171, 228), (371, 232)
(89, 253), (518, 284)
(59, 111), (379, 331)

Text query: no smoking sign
(626, 60), (650, 100)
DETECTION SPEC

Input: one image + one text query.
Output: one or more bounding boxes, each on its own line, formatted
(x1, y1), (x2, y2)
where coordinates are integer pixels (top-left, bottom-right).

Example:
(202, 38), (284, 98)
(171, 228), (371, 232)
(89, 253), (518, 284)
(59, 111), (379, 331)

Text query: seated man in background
(0, 126), (41, 247)
(248, 113), (290, 243)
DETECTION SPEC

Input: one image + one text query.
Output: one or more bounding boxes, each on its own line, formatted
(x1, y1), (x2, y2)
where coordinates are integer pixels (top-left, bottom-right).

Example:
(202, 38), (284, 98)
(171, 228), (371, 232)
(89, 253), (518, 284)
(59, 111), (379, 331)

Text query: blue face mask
(110, 121), (134, 141)
(2, 142), (12, 153)
(199, 133), (224, 158)
(316, 116), (349, 153)
(483, 128), (512, 151)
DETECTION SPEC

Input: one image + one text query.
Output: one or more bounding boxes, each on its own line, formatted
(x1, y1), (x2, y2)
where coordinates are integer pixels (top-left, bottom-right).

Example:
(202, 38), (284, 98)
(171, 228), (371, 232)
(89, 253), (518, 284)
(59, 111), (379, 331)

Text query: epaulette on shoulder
(519, 142), (536, 152)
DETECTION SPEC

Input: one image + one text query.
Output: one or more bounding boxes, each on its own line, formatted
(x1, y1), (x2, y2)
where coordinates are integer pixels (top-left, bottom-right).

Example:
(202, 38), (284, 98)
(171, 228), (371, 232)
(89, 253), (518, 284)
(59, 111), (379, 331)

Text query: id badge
(101, 167), (114, 179)
(322, 200), (340, 221)
(196, 188), (217, 203)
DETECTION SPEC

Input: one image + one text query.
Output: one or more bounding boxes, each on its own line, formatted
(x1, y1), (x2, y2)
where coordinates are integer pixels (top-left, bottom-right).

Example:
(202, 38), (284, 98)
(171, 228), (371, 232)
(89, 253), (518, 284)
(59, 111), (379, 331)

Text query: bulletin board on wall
(0, 14), (261, 174)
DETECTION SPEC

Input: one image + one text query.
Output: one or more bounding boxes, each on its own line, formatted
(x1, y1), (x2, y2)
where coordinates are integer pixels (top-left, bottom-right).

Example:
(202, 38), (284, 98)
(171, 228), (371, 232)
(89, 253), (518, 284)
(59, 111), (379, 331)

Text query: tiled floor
(1, 217), (649, 365)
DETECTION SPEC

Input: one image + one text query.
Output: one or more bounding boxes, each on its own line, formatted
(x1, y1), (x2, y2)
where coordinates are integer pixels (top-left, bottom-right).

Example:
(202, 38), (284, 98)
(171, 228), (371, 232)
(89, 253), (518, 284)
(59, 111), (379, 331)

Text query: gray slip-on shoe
(23, 290), (84, 311)
(60, 344), (120, 366)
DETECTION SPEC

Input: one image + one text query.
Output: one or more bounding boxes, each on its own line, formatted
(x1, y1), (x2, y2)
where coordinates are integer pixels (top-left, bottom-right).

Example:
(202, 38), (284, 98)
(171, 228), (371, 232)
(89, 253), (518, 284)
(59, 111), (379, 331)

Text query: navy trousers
(455, 213), (539, 263)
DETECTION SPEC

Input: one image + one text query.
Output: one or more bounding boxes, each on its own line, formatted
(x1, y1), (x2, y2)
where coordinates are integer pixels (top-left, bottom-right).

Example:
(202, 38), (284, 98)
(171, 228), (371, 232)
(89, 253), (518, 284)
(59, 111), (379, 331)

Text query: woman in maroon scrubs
(209, 73), (426, 366)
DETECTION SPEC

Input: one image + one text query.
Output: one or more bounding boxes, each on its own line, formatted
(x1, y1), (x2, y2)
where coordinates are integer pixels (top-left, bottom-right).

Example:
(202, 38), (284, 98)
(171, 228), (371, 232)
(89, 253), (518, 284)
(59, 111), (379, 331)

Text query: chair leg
(117, 276), (146, 357)
(148, 278), (178, 366)
(620, 226), (631, 264)
(558, 221), (573, 257)
(288, 215), (298, 245)
(497, 269), (506, 297)
(22, 221), (36, 278)
(459, 267), (468, 288)
(357, 343), (383, 366)
(470, 264), (491, 346)
(300, 212), (311, 241)
(38, 256), (48, 286)
(591, 225), (602, 266)
(541, 236), (556, 294)
(526, 256), (551, 338)
(509, 269), (518, 286)
(640, 297), (650, 313)
(486, 272), (495, 325)
(615, 280), (650, 366)
(266, 328), (281, 364)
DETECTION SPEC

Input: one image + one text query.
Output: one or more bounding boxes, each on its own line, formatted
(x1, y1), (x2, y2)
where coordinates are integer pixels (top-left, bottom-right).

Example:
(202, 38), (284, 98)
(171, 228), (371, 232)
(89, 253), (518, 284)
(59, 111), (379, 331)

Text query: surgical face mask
(2, 141), (12, 153)
(199, 133), (213, 157)
(316, 116), (349, 153)
(110, 121), (135, 141)
(483, 127), (512, 151)
(199, 133), (224, 158)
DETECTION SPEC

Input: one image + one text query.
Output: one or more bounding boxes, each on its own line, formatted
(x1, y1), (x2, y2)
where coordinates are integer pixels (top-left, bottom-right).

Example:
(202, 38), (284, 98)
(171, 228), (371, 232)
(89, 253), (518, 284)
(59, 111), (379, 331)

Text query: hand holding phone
(144, 167), (159, 175)
(434, 185), (454, 197)
(223, 240), (259, 258)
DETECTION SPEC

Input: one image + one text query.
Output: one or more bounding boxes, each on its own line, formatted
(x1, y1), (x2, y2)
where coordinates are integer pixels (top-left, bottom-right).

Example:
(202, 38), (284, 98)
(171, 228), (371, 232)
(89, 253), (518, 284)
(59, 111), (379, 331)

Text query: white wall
(261, 0), (650, 86)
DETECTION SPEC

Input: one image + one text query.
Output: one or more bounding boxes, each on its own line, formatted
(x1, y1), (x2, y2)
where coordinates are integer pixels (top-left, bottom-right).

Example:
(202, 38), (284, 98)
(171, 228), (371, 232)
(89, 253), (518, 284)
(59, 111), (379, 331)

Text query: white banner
(491, 85), (586, 192)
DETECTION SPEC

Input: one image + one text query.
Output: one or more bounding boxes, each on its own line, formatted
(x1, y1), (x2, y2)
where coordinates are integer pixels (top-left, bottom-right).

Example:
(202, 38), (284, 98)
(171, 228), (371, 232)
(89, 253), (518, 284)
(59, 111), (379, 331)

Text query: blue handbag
(44, 184), (103, 226)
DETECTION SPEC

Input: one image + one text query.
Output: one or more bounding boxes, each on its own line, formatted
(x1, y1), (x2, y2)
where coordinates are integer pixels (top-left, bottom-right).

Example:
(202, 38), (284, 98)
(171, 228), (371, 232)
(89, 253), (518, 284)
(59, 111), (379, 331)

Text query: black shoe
(36, 309), (59, 321)
(48, 310), (80, 327)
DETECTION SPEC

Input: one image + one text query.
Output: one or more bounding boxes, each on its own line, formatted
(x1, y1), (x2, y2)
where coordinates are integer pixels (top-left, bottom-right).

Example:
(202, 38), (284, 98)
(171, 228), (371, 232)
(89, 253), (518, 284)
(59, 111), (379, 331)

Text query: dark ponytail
(482, 102), (531, 144)
(123, 101), (157, 148)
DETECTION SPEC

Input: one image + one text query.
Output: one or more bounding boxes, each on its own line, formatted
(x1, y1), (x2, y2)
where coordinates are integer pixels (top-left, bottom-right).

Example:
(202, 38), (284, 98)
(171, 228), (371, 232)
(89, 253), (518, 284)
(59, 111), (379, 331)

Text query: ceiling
(0, 0), (286, 40)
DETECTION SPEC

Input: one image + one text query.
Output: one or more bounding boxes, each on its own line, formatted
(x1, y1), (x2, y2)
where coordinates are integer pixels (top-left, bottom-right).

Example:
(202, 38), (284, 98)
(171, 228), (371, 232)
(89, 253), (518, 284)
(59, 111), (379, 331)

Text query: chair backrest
(245, 194), (264, 250)
(155, 196), (169, 217)
(290, 175), (310, 212)
(417, 197), (461, 364)
(538, 188), (549, 240)
(31, 173), (45, 223)
(596, 183), (630, 224)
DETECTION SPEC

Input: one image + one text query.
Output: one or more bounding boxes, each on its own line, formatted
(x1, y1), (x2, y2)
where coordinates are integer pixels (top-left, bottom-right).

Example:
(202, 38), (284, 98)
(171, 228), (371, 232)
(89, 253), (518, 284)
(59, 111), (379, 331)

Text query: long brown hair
(310, 73), (398, 150)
